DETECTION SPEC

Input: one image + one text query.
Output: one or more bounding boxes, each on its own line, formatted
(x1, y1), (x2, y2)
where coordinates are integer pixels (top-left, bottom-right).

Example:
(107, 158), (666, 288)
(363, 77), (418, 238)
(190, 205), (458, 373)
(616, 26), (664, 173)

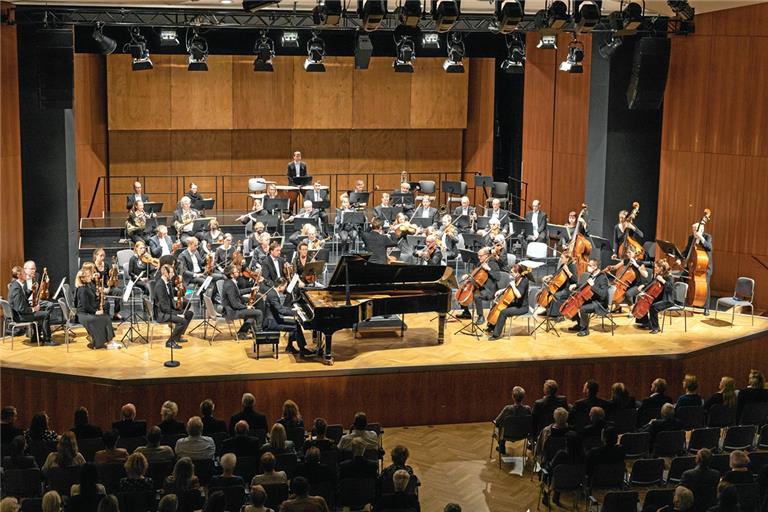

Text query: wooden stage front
(2, 311), (767, 433)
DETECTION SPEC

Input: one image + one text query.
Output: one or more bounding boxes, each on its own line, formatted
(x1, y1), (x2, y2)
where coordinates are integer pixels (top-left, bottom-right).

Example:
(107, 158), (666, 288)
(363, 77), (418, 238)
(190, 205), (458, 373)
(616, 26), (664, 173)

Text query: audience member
(175, 416), (215, 460)
(135, 426), (175, 464)
(638, 378), (674, 418)
(230, 393), (268, 436)
(69, 463), (106, 512)
(251, 452), (288, 486)
(707, 484), (740, 512)
(680, 448), (719, 512)
(163, 457), (201, 493)
(658, 486), (694, 512)
(96, 495), (119, 512)
(585, 427), (625, 479)
(0, 498), (20, 512)
(380, 444), (419, 495)
(608, 382), (635, 411)
(203, 490), (226, 512)
(200, 399), (227, 437)
(534, 407), (572, 464)
(41, 491), (62, 512)
(42, 431), (85, 473)
(278, 400), (305, 430)
(279, 476), (329, 512)
(157, 494), (179, 512)
(70, 407), (103, 440)
(531, 380), (569, 434)
(570, 380), (611, 427)
(703, 376), (737, 414)
(542, 431), (584, 507)
(339, 438), (378, 479)
(111, 403), (146, 438)
(295, 447), (334, 485)
(736, 369), (768, 420)
(25, 412), (58, 444)
(493, 386), (532, 454)
(2, 435), (37, 469)
(93, 430), (129, 465)
(222, 420), (261, 457)
(374, 469), (420, 512)
(261, 423), (295, 455)
(158, 401), (186, 436)
(243, 485), (273, 512)
(210, 453), (245, 488)
(306, 418), (336, 452)
(338, 412), (379, 451)
(640, 403), (682, 444)
(1, 406), (23, 445)
(676, 374), (704, 408)
(581, 407), (610, 439)
(119, 452), (153, 491)
(722, 450), (753, 484)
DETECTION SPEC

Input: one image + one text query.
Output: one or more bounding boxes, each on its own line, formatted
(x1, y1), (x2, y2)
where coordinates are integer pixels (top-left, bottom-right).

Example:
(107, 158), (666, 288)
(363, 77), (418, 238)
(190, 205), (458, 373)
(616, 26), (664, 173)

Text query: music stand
(452, 214), (470, 231)
(188, 277), (213, 340)
(199, 198), (215, 212)
(341, 211), (366, 226)
(547, 223), (569, 244)
(261, 214), (279, 231)
(264, 197), (289, 213)
(291, 175), (313, 187)
(455, 249), (483, 339)
(144, 202), (163, 214)
(474, 175), (493, 201)
(442, 181), (463, 196)
(475, 216), (489, 230)
(192, 219), (211, 235)
(119, 273), (146, 346)
(512, 220), (535, 239)
(301, 261), (325, 285)
(349, 192), (369, 206)
(311, 199), (330, 210)
(589, 235), (612, 266)
(461, 233), (485, 252)
(391, 192), (414, 208)
(411, 217), (434, 229)
(655, 239), (684, 270)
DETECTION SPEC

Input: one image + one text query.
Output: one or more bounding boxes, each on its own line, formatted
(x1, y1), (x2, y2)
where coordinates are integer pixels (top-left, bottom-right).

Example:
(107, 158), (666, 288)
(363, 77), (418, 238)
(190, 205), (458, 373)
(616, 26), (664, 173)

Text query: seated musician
(265, 183), (279, 201)
(173, 196), (201, 246)
(393, 182), (415, 216)
(149, 225), (178, 259)
(543, 253), (577, 317)
(457, 247), (501, 325)
(185, 183), (206, 211)
(128, 241), (156, 294)
(305, 226), (325, 252)
(260, 241), (288, 287)
(486, 264), (530, 340)
(525, 200), (548, 243)
(567, 259), (609, 337)
(245, 222), (267, 256)
(153, 264), (193, 349)
(126, 181), (149, 211)
(23, 260), (54, 312)
(415, 234), (443, 266)
(373, 193), (396, 229)
(479, 217), (502, 241)
(177, 237), (223, 294)
(126, 200), (155, 244)
(637, 260), (674, 334)
(237, 198), (270, 235)
(335, 196), (359, 254)
(92, 248), (122, 321)
(289, 200), (321, 223)
(561, 210), (589, 249)
(361, 218), (398, 265)
(612, 210), (644, 260)
(292, 242), (311, 287)
(8, 265), (53, 345)
(221, 265), (264, 340)
(74, 268), (117, 350)
(390, 212), (420, 239)
(605, 245), (648, 310)
(682, 222), (713, 315)
(200, 219), (224, 255)
(412, 196), (438, 229)
(214, 234), (236, 273)
(437, 214), (459, 260)
(264, 277), (311, 356)
(487, 198), (510, 234)
(453, 197), (476, 234)
(249, 232), (272, 267)
(490, 234), (510, 272)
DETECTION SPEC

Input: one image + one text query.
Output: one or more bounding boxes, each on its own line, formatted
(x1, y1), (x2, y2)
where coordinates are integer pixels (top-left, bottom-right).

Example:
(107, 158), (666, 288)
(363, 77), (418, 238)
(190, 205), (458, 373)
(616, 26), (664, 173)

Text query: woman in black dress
(75, 268), (116, 349)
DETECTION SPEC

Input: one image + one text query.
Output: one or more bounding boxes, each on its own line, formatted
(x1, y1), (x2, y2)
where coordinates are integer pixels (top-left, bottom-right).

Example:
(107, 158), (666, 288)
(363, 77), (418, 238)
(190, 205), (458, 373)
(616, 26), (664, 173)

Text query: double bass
(568, 204), (592, 276)
(559, 268), (603, 319)
(618, 202), (645, 260)
(487, 267), (531, 325)
(685, 209), (711, 307)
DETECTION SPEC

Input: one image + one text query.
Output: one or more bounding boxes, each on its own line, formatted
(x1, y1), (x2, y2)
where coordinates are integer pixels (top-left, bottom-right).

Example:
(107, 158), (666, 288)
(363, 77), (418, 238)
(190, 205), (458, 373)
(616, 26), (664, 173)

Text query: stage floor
(2, 310), (766, 384)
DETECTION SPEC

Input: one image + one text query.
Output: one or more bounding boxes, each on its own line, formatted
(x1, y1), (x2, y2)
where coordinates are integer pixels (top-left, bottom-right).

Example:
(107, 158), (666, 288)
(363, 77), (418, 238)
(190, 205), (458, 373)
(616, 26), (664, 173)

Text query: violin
(685, 208), (711, 307)
(174, 274), (185, 309)
(618, 201), (645, 260)
(94, 274), (105, 312)
(232, 241), (244, 270)
(140, 252), (160, 268)
(37, 267), (50, 302)
(205, 253), (214, 275)
(107, 256), (120, 289)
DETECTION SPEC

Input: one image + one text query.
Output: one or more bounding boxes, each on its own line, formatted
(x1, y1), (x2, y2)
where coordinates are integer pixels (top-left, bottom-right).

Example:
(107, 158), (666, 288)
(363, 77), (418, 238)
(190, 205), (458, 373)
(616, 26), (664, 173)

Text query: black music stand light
(411, 217), (434, 229)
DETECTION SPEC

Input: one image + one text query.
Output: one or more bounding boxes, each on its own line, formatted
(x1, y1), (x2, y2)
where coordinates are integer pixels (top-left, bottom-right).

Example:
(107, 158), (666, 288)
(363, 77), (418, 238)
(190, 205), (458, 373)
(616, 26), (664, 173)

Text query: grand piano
(293, 254), (454, 365)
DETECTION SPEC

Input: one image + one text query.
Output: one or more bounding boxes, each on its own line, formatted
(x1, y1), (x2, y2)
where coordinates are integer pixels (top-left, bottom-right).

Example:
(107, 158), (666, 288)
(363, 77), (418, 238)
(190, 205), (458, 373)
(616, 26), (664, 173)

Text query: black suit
(287, 161), (308, 184)
(373, 205), (397, 228)
(487, 208), (511, 233)
(575, 272), (610, 332)
(221, 279), (263, 336)
(412, 206), (438, 228)
(375, 492), (420, 512)
(177, 249), (208, 287)
(532, 395), (569, 433)
(339, 456), (378, 479)
(126, 193), (149, 210)
(361, 231), (397, 265)
(152, 278), (193, 343)
(570, 396), (612, 426)
(264, 288), (306, 351)
(201, 416), (228, 437)
(261, 256), (286, 287)
(111, 419), (147, 438)
(680, 465), (720, 512)
(229, 408), (269, 436)
(585, 444), (625, 478)
(525, 210), (548, 242)
(148, 235), (175, 259)
(736, 387), (768, 421)
(8, 280), (50, 342)
(221, 435), (262, 458)
(452, 206), (476, 233)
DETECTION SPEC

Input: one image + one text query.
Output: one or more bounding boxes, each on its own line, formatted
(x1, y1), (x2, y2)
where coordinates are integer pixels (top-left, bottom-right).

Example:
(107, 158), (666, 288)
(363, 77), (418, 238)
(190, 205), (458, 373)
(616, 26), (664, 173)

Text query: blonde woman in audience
(243, 485), (274, 512)
(704, 376), (737, 414)
(278, 400), (304, 430)
(260, 423), (295, 455)
(158, 401), (186, 436)
(163, 457), (200, 493)
(0, 498), (20, 512)
(41, 491), (62, 512)
(251, 452), (287, 486)
(42, 431), (85, 474)
(119, 452), (153, 491)
(722, 450), (754, 484)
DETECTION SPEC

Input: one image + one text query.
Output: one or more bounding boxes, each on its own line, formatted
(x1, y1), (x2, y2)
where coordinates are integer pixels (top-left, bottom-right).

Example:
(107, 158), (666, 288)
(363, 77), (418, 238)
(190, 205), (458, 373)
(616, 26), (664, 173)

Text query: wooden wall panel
(552, 33), (592, 152)
(462, 58), (495, 177)
(349, 130), (407, 173)
(352, 57), (412, 129)
(107, 55), (172, 130)
(522, 33), (556, 153)
(232, 57), (294, 129)
(290, 130), (350, 172)
(292, 57), (353, 129)
(521, 148), (553, 212)
(170, 130), (232, 174)
(409, 58), (469, 129)
(550, 152), (586, 223)
(170, 55), (233, 130)
(405, 130), (463, 172)
(231, 130), (293, 174)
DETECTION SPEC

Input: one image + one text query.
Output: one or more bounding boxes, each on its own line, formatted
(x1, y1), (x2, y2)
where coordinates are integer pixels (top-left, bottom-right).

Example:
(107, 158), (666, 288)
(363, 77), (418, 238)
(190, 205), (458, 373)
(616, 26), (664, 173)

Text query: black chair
(652, 430), (686, 457)
(688, 427), (721, 453)
(96, 462), (127, 494)
(146, 461), (174, 491)
(28, 440), (57, 469)
(285, 427), (306, 454)
(734, 482), (761, 512)
(667, 456), (697, 485)
(309, 480), (336, 510)
(325, 424), (344, 443)
(723, 425), (756, 451)
(338, 477), (377, 511)
(637, 407), (662, 427)
(234, 456), (260, 485)
(20, 498), (42, 512)
(191, 459), (217, 486)
(117, 490), (157, 512)
(275, 452), (298, 479)
(740, 402), (768, 427)
(261, 483), (289, 511)
(710, 453), (731, 475)
(540, 436), (567, 467)
(491, 415), (532, 469)
(676, 406), (705, 430)
(486, 181), (509, 208)
(3, 468), (43, 497)
(77, 438), (106, 463)
(319, 449), (338, 469)
(628, 458), (664, 487)
(758, 424), (768, 449)
(585, 462), (626, 510)
(641, 488), (674, 512)
(211, 432), (227, 456)
(619, 432), (650, 458)
(582, 436), (603, 455)
(540, 463), (585, 512)
(747, 450), (768, 476)
(159, 434), (185, 448)
(599, 491), (638, 512)
(208, 486), (245, 512)
(606, 408), (637, 435)
(176, 489), (205, 512)
(116, 437), (147, 454)
(707, 404), (736, 428)
(45, 465), (83, 496)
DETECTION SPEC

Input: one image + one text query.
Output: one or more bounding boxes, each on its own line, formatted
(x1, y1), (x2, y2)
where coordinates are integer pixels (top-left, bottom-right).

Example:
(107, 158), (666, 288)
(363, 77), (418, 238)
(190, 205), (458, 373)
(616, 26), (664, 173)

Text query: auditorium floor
(1, 310), (765, 383)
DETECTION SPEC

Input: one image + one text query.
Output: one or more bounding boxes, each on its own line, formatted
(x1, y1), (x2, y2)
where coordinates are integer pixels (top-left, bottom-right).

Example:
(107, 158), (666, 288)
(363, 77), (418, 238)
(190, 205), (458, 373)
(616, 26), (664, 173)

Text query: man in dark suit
(229, 393), (269, 436)
(126, 181), (149, 211)
(524, 199), (548, 243)
(637, 378), (674, 423)
(373, 193), (397, 229)
(199, 399), (228, 437)
(452, 196), (476, 234)
(287, 150), (308, 185)
(680, 448), (720, 512)
(8, 265), (52, 344)
(570, 380), (612, 427)
(153, 264), (193, 349)
(221, 266), (263, 340)
(222, 420), (262, 457)
(361, 218), (398, 265)
(111, 403), (147, 438)
(260, 241), (286, 287)
(532, 380), (569, 434)
(264, 278), (310, 356)
(487, 198), (511, 234)
(580, 407), (613, 440)
(148, 225), (176, 259)
(568, 259), (609, 337)
(1, 406), (24, 445)
(339, 439), (378, 479)
(375, 469), (420, 512)
(584, 427), (625, 478)
(411, 196), (438, 229)
(682, 222), (713, 315)
(640, 403), (682, 444)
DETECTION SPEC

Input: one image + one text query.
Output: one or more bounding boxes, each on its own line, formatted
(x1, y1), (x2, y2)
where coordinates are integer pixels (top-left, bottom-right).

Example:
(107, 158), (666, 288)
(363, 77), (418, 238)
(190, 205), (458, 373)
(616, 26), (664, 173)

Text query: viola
(685, 208), (711, 307)
(107, 256), (120, 289)
(205, 253), (214, 275)
(232, 241), (244, 269)
(174, 275), (185, 309)
(455, 265), (490, 307)
(631, 277), (665, 319)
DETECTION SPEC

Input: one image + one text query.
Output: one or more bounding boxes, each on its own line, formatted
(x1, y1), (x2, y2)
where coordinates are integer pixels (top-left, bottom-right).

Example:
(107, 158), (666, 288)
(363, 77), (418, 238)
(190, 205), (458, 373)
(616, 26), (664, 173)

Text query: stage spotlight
(304, 33), (326, 72)
(186, 30), (208, 71)
(422, 32), (440, 49)
(494, 0), (523, 34)
(281, 31), (300, 48)
(536, 34), (556, 49)
(559, 35), (584, 73)
(358, 0), (387, 31)
(92, 23), (116, 55)
(609, 1), (642, 32)
(500, 34), (525, 74)
(127, 28), (152, 71)
(393, 35), (415, 72)
(668, 0), (694, 21)
(253, 32), (275, 72)
(433, 0), (460, 33)
(545, 0), (569, 30)
(575, 0), (600, 32)
(442, 33), (464, 73)
(598, 34), (622, 58)
(160, 29), (179, 47)
(398, 0), (422, 27)
(242, 0), (279, 12)
(313, 0), (342, 26)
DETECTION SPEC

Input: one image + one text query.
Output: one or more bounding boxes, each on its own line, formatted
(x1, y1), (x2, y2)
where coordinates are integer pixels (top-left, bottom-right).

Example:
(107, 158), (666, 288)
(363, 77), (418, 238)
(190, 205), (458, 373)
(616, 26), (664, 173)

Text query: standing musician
(412, 196), (438, 229)
(237, 198), (270, 235)
(543, 253), (578, 317)
(335, 195), (359, 254)
(74, 268), (117, 350)
(373, 193), (396, 229)
(415, 234), (443, 266)
(264, 277), (311, 356)
(8, 265), (53, 345)
(126, 181), (149, 211)
(148, 225), (177, 259)
(128, 241), (157, 294)
(612, 210), (644, 260)
(457, 247), (501, 325)
(185, 183), (206, 211)
(361, 218), (398, 265)
(453, 197), (477, 234)
(486, 264), (530, 340)
(221, 265), (264, 340)
(487, 198), (510, 234)
(682, 221), (713, 315)
(173, 196), (201, 246)
(200, 219), (224, 255)
(153, 264), (193, 349)
(260, 241), (287, 287)
(637, 260), (674, 334)
(567, 259), (609, 337)
(126, 200), (156, 244)
(287, 150), (308, 185)
(214, 234), (236, 273)
(525, 199), (548, 243)
(437, 214), (459, 260)
(92, 248), (123, 321)
(561, 210), (589, 249)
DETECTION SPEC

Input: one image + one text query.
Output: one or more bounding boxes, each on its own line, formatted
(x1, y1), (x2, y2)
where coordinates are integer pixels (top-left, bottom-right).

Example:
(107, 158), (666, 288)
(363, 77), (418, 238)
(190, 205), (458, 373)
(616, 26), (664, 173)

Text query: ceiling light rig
(393, 34), (415, 72)
(92, 22), (116, 55)
(559, 34), (584, 73)
(535, 0), (568, 49)
(313, 0), (342, 26)
(432, 0), (460, 33)
(494, 0), (523, 34)
(608, 0), (643, 33)
(397, 0), (422, 27)
(500, 33), (525, 74)
(186, 28), (209, 71)
(126, 27), (152, 71)
(443, 32), (464, 73)
(253, 31), (275, 71)
(574, 0), (601, 32)
(358, 0), (387, 31)
(304, 32), (326, 72)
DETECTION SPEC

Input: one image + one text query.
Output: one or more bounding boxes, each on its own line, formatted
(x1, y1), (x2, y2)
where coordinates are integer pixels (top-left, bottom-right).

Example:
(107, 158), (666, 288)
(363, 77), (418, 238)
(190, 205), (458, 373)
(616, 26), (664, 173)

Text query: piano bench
(254, 331), (281, 360)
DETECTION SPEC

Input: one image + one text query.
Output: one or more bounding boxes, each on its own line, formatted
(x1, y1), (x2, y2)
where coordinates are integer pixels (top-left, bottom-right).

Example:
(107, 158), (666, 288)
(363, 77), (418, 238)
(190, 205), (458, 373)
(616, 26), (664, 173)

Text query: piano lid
(328, 254), (453, 287)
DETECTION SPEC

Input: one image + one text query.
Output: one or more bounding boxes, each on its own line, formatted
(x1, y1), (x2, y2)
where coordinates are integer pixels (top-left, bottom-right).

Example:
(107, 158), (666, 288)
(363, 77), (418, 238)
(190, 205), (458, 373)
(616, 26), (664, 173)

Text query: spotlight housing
(358, 0), (388, 31)
(575, 0), (601, 32)
(432, 0), (460, 33)
(546, 0), (569, 30)
(242, 0), (279, 12)
(394, 35), (415, 72)
(500, 34), (525, 73)
(559, 36), (584, 73)
(126, 28), (152, 71)
(313, 0), (343, 26)
(92, 23), (116, 55)
(186, 30), (208, 71)
(422, 32), (440, 49)
(281, 31), (300, 48)
(304, 33), (326, 72)
(253, 32), (275, 72)
(397, 0), (422, 26)
(598, 34), (622, 58)
(160, 29), (179, 47)
(537, 34), (557, 50)
(667, 0), (694, 21)
(494, 0), (523, 34)
(609, 1), (643, 32)
(443, 33), (464, 73)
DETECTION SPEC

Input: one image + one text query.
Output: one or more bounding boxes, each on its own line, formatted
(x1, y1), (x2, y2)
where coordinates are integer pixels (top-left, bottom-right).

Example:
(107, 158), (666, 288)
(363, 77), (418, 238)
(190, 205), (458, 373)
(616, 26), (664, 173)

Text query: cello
(559, 267), (603, 319)
(535, 255), (573, 308)
(568, 204), (592, 276)
(487, 266), (531, 326)
(618, 202), (645, 260)
(631, 266), (670, 319)
(685, 208), (711, 307)
(455, 263), (490, 307)
(606, 247), (641, 305)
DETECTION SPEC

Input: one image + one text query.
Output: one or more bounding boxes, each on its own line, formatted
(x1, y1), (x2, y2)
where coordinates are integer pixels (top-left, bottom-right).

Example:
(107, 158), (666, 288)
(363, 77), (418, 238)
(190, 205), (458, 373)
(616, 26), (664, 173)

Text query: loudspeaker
(626, 37), (670, 111)
(33, 28), (74, 110)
